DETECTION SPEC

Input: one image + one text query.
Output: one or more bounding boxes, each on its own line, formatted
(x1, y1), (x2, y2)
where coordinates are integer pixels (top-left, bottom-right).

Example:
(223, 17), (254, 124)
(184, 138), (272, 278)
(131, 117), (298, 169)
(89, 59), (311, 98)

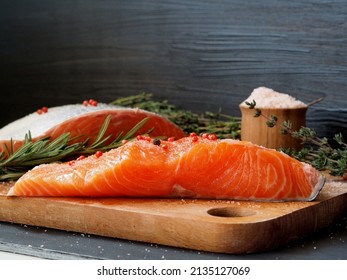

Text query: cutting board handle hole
(207, 207), (256, 218)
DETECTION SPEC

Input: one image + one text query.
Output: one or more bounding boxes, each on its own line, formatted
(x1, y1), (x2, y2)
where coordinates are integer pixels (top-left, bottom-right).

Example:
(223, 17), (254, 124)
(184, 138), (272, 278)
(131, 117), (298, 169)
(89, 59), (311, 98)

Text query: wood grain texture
(0, 0), (346, 140)
(0, 179), (346, 254)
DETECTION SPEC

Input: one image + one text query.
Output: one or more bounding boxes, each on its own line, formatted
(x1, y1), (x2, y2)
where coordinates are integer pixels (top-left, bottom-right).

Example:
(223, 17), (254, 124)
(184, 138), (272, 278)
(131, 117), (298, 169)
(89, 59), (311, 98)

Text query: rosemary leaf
(123, 117), (152, 140)
(88, 115), (112, 148)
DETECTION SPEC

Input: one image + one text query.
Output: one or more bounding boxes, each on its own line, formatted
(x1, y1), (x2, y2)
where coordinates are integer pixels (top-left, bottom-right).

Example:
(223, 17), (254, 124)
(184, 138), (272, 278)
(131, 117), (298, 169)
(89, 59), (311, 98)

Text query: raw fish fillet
(8, 135), (325, 201)
(0, 103), (185, 154)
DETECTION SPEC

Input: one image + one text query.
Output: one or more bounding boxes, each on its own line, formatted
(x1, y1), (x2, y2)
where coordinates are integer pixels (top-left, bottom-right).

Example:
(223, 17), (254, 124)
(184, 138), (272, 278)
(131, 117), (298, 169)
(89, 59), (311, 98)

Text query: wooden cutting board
(0, 179), (346, 254)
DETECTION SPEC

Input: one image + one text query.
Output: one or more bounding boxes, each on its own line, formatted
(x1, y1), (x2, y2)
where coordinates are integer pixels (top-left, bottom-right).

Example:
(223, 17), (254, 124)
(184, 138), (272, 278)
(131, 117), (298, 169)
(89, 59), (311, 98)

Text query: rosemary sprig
(81, 115), (151, 154)
(111, 92), (241, 139)
(0, 116), (149, 181)
(246, 100), (347, 177)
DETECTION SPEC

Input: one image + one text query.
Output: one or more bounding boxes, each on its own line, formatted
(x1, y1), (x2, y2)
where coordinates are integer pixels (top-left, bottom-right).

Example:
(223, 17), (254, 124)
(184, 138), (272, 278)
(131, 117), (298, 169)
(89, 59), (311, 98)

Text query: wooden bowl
(239, 105), (307, 150)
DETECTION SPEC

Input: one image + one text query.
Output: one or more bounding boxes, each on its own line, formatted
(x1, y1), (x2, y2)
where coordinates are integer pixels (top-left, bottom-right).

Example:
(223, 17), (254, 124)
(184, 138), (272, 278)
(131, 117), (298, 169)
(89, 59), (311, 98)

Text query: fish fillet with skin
(8, 136), (325, 201)
(0, 103), (186, 154)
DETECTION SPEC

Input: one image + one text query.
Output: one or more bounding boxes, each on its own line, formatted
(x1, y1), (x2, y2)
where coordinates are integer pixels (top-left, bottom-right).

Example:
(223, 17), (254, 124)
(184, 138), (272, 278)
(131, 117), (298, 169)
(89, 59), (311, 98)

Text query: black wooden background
(1, 0), (346, 140)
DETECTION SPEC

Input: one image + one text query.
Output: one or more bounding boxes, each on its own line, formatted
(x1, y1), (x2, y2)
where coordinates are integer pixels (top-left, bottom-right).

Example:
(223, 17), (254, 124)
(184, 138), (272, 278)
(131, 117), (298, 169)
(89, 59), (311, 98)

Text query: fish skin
(8, 137), (325, 201)
(0, 103), (186, 155)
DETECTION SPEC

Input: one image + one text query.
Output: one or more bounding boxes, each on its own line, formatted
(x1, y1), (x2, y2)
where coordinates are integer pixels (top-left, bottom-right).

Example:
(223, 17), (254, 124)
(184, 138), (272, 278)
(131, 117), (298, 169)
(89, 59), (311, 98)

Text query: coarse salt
(241, 87), (307, 109)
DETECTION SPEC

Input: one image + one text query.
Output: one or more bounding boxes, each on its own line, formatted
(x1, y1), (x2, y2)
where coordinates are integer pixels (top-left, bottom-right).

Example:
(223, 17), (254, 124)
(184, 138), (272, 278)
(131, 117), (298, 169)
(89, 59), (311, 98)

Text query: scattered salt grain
(241, 87), (307, 109)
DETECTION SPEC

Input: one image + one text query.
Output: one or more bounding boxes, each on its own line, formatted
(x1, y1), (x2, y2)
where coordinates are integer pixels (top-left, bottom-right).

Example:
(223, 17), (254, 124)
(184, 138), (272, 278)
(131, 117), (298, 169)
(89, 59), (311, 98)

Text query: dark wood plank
(1, 0), (346, 142)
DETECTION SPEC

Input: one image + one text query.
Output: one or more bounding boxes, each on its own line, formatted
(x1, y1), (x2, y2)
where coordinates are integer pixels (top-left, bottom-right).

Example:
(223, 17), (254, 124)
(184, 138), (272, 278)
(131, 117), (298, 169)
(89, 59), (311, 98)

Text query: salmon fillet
(8, 135), (325, 201)
(0, 103), (185, 155)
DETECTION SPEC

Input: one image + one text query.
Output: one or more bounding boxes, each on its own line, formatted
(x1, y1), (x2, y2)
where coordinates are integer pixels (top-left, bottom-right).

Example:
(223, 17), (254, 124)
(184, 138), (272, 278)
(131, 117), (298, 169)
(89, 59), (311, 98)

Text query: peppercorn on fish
(8, 135), (325, 201)
(0, 103), (186, 156)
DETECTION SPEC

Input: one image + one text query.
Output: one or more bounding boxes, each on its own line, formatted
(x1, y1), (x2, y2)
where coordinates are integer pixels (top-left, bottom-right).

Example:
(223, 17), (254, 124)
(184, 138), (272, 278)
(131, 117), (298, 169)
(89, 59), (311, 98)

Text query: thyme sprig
(246, 100), (347, 177)
(0, 116), (150, 181)
(281, 123), (347, 177)
(245, 100), (278, 127)
(111, 92), (241, 139)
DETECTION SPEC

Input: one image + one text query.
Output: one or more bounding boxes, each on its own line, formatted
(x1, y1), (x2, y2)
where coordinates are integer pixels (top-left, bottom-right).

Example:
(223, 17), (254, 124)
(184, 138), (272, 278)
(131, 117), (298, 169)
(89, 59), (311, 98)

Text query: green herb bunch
(111, 92), (241, 139)
(281, 123), (347, 177)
